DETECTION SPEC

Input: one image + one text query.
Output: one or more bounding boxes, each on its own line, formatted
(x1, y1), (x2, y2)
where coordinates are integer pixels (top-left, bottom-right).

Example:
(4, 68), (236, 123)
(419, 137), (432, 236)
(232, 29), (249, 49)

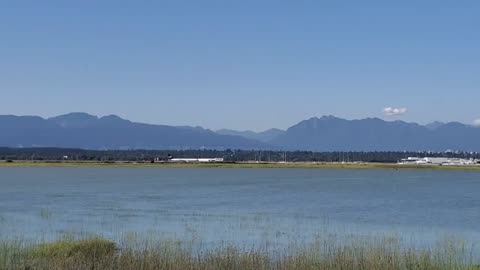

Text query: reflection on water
(0, 167), (479, 251)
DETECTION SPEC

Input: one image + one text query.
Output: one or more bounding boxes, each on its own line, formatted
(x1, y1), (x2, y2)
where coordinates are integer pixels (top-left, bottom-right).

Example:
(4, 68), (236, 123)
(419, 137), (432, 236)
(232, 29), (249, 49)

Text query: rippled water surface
(1, 167), (479, 249)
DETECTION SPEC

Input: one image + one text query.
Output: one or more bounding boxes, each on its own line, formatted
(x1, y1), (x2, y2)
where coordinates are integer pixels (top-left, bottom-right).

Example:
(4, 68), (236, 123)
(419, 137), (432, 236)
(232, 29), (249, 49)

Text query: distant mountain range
(270, 115), (480, 151)
(0, 113), (268, 150)
(216, 128), (285, 143)
(1, 113), (480, 151)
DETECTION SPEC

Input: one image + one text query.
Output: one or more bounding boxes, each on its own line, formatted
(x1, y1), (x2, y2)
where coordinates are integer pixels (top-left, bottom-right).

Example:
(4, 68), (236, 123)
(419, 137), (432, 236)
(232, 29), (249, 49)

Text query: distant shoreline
(1, 160), (480, 171)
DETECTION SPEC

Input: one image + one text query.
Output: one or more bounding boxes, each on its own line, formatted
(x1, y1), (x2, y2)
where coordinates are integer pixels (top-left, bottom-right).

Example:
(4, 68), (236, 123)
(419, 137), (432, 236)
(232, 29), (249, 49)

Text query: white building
(399, 157), (477, 166)
(169, 158), (224, 163)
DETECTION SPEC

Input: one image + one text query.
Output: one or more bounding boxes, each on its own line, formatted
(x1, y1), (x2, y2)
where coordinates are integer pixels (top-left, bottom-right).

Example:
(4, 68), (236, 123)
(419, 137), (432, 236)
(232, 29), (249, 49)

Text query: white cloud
(473, 119), (480, 127)
(383, 107), (408, 116)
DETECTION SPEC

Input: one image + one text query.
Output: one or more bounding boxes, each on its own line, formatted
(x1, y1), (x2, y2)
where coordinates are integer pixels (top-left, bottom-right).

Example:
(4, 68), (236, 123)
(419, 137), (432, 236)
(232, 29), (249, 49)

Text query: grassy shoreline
(1, 237), (478, 270)
(1, 160), (480, 171)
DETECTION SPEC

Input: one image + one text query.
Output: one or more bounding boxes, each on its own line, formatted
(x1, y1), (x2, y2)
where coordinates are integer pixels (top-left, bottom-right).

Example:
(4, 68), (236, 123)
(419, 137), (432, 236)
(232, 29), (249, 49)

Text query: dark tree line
(1, 147), (479, 163)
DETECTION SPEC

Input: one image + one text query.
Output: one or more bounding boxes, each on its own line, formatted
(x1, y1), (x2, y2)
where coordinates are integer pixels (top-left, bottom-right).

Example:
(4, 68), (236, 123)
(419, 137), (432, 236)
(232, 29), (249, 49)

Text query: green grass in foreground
(0, 237), (478, 270)
(2, 160), (480, 171)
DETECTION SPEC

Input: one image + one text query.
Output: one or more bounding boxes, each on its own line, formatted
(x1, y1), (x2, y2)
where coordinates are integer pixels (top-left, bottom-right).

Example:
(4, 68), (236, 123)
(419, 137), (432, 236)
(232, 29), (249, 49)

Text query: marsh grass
(30, 238), (116, 259)
(0, 236), (478, 270)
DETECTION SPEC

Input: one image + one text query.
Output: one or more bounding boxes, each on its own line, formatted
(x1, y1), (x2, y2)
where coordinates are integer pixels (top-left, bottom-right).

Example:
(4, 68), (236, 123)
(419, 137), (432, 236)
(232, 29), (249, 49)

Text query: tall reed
(0, 235), (477, 270)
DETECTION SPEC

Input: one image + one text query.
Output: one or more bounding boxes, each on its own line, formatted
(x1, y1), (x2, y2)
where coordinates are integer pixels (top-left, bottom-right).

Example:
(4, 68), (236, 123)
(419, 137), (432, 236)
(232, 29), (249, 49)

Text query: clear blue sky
(1, 1), (479, 131)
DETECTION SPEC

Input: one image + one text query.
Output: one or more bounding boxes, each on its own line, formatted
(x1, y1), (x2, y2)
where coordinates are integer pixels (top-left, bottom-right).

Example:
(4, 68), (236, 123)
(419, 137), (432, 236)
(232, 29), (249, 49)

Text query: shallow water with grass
(0, 167), (479, 258)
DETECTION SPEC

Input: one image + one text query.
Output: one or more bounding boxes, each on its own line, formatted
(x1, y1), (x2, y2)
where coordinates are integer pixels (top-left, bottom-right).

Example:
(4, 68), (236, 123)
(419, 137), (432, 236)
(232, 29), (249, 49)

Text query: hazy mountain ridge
(1, 113), (479, 151)
(425, 121), (445, 130)
(270, 116), (480, 151)
(216, 128), (285, 143)
(0, 113), (269, 150)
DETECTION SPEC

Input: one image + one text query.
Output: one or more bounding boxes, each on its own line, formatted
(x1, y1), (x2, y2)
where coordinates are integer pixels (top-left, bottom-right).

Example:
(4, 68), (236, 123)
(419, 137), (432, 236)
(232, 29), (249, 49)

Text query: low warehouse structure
(399, 157), (478, 166)
(169, 158), (224, 163)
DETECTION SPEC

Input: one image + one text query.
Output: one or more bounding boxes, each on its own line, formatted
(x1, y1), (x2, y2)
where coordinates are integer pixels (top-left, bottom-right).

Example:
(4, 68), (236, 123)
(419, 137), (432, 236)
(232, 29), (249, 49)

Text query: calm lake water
(1, 167), (479, 250)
